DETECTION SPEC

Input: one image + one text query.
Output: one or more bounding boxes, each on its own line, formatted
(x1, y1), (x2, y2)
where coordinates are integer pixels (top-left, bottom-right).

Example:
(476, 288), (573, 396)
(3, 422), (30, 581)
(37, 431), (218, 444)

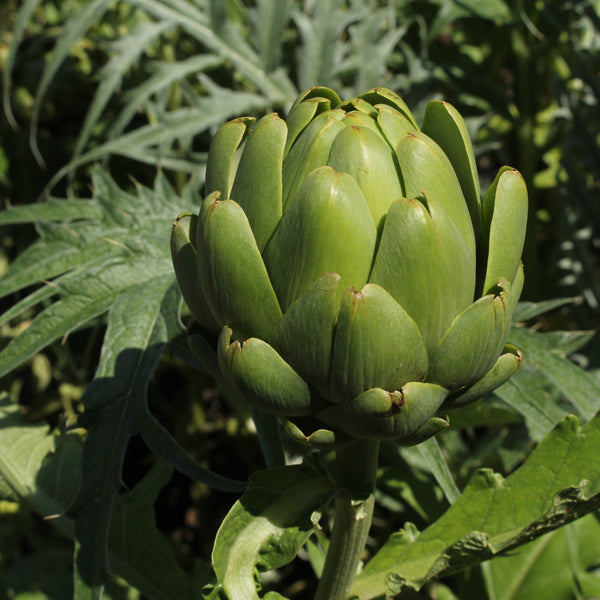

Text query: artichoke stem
(314, 438), (379, 600)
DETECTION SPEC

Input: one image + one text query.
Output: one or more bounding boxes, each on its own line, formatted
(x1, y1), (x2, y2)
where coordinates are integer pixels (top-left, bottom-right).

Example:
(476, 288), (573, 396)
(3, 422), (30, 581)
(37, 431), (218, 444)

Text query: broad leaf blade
(352, 411), (600, 598)
(0, 394), (77, 532)
(484, 514), (600, 600)
(69, 273), (176, 592)
(493, 368), (570, 441)
(108, 460), (216, 600)
(0, 396), (216, 599)
(490, 324), (598, 441)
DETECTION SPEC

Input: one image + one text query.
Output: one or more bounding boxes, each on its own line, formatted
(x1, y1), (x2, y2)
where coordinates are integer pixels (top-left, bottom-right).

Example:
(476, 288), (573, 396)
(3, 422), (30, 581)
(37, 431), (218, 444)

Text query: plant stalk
(314, 438), (380, 600)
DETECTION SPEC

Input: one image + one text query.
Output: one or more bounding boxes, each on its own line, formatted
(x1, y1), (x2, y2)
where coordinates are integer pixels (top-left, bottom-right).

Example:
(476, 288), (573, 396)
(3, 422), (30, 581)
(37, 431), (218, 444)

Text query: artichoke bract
(171, 86), (527, 446)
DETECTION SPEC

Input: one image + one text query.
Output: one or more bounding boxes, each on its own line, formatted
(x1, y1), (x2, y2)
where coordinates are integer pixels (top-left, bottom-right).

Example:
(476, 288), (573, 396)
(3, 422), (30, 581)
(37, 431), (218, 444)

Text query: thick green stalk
(314, 439), (380, 600)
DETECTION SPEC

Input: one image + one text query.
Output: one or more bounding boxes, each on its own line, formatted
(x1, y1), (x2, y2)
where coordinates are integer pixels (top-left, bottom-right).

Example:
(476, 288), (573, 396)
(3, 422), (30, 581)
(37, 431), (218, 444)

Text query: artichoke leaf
(369, 197), (469, 352)
(481, 167), (528, 296)
(328, 125), (403, 229)
(375, 104), (419, 156)
(317, 383), (448, 441)
(426, 278), (519, 390)
(264, 166), (377, 312)
(269, 272), (340, 396)
(442, 345), (523, 410)
(230, 113), (287, 251)
(396, 131), (476, 259)
(284, 96), (339, 157)
(330, 283), (428, 403)
(340, 96), (379, 117)
(218, 327), (323, 417)
(421, 100), (482, 239)
(289, 86), (342, 112)
(205, 117), (255, 198)
(283, 419), (352, 450)
(341, 109), (382, 132)
(396, 417), (450, 447)
(196, 193), (282, 341)
(281, 109), (346, 211)
(170, 213), (220, 332)
(359, 87), (419, 129)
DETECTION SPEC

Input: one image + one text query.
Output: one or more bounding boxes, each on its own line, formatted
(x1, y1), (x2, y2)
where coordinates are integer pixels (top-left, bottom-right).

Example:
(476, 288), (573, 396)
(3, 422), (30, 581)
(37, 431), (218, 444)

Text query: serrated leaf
(68, 273), (177, 592)
(0, 198), (102, 225)
(0, 257), (172, 380)
(106, 460), (216, 600)
(250, 0), (293, 73)
(46, 96), (271, 191)
(513, 297), (580, 321)
(107, 54), (224, 141)
(0, 237), (122, 300)
(127, 0), (293, 103)
(344, 8), (407, 94)
(68, 275), (246, 593)
(508, 327), (600, 422)
(0, 169), (187, 303)
(0, 275), (67, 328)
(352, 411), (600, 598)
(71, 20), (175, 164)
(292, 0), (364, 91)
(0, 168), (247, 598)
(0, 168), (195, 376)
(9, 0), (293, 176)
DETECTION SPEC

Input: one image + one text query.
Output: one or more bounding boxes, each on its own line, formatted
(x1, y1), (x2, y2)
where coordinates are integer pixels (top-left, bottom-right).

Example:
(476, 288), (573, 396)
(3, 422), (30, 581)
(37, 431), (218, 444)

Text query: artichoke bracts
(171, 86), (527, 446)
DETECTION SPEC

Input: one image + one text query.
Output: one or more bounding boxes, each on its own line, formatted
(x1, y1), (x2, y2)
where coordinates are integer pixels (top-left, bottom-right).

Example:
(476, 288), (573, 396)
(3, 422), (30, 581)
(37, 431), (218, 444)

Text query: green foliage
(485, 513), (600, 600)
(1, 0), (600, 598)
(353, 411), (600, 598)
(0, 394), (216, 599)
(212, 466), (335, 600)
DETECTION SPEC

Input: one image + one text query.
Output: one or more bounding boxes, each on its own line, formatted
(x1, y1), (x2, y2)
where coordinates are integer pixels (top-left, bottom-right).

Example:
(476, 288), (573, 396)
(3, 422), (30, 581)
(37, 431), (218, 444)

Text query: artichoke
(171, 86), (527, 446)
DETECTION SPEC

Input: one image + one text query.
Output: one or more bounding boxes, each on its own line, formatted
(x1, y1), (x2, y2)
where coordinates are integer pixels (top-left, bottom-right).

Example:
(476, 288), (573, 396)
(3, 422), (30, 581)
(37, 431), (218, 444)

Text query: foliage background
(0, 0), (599, 599)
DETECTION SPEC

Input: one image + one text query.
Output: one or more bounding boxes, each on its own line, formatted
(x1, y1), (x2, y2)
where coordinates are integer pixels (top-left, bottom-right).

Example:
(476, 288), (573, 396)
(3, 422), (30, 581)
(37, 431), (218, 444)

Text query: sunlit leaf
(352, 410), (600, 598)
(484, 514), (600, 600)
(212, 465), (335, 600)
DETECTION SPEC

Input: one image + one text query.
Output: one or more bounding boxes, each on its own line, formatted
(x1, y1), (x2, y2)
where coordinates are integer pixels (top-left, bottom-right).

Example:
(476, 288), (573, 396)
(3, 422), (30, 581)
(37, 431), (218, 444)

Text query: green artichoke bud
(171, 87), (527, 445)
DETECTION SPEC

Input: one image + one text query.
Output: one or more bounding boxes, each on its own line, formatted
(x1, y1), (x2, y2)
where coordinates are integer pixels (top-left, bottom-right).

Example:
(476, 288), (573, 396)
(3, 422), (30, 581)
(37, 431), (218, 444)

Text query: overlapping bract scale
(263, 166), (376, 312)
(171, 85), (528, 445)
